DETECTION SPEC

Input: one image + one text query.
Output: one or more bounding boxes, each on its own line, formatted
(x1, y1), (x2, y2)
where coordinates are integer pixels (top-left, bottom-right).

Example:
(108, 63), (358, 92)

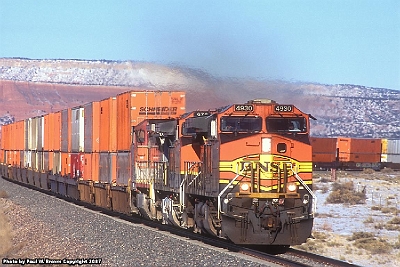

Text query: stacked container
(337, 137), (381, 163)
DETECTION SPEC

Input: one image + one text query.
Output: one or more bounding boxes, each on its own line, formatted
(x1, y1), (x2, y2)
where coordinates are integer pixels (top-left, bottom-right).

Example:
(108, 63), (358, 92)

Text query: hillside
(1, 58), (400, 138)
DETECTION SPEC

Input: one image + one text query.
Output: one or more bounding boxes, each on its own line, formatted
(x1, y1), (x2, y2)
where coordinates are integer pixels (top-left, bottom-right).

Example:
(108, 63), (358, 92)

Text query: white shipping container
(387, 154), (400, 164)
(387, 139), (400, 154)
(71, 107), (85, 152)
(53, 151), (61, 175)
(37, 116), (44, 151)
(24, 150), (32, 168)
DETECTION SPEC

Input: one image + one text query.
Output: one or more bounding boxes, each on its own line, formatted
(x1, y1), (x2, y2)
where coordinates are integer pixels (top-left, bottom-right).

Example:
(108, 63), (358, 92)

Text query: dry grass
(0, 208), (13, 257)
(0, 190), (9, 198)
(326, 181), (367, 205)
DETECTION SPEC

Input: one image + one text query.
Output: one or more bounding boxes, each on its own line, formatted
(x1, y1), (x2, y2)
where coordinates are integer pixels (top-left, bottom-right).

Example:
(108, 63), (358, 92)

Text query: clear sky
(0, 0), (399, 89)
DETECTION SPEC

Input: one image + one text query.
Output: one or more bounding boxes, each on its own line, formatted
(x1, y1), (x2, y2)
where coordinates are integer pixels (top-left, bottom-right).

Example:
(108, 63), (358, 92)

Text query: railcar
(311, 137), (400, 171)
(0, 93), (315, 248)
(133, 99), (315, 246)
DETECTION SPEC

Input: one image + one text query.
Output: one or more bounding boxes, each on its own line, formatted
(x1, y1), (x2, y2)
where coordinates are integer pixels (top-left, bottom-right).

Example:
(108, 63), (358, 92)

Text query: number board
(274, 105), (293, 112)
(234, 104), (254, 112)
(194, 111), (211, 117)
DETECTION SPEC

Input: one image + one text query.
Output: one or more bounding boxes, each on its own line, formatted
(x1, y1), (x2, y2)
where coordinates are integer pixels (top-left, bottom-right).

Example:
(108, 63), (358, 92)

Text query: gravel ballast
(0, 178), (273, 267)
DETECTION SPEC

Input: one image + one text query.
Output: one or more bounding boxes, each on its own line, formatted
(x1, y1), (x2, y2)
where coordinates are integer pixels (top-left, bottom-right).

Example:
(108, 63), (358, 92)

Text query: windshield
(220, 116), (262, 132)
(266, 117), (307, 133)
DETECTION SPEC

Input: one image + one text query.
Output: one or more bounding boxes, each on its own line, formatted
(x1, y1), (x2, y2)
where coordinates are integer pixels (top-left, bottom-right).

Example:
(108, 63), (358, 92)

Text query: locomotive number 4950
(274, 105), (293, 112)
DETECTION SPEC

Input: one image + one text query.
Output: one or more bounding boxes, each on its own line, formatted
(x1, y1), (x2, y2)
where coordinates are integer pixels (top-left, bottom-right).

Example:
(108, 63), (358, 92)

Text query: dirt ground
(294, 170), (400, 267)
(1, 171), (400, 267)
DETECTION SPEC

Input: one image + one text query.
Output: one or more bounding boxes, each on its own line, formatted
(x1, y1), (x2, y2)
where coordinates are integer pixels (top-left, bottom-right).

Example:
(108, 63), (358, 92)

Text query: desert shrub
(313, 231), (328, 240)
(320, 177), (332, 183)
(364, 217), (374, 224)
(327, 241), (342, 247)
(387, 217), (400, 225)
(326, 181), (366, 204)
(380, 207), (394, 214)
(394, 235), (400, 249)
(0, 190), (9, 198)
(384, 224), (400, 231)
(347, 231), (375, 241)
(362, 168), (375, 174)
(295, 239), (325, 253)
(348, 232), (392, 254)
(381, 167), (393, 173)
(353, 238), (392, 254)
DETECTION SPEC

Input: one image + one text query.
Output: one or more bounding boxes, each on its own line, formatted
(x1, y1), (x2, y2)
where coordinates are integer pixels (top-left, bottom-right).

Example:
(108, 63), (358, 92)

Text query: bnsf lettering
(234, 105), (254, 112)
(240, 161), (293, 173)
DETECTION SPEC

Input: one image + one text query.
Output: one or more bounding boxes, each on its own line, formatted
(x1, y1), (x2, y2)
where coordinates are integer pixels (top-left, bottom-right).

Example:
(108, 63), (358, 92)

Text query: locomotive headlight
(240, 182), (251, 194)
(262, 137), (271, 153)
(286, 182), (297, 192)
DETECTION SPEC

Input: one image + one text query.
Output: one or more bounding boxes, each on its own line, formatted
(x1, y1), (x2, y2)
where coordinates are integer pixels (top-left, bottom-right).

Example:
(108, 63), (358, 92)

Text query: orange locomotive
(134, 99), (315, 246)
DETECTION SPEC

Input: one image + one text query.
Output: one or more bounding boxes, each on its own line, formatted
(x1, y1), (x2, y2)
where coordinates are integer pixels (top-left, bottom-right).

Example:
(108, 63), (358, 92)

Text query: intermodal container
(37, 116), (44, 151)
(24, 150), (31, 168)
(99, 152), (117, 183)
(83, 153), (92, 180)
(53, 111), (62, 151)
(84, 101), (100, 153)
(71, 107), (85, 152)
(26, 117), (38, 150)
(71, 152), (84, 178)
(61, 109), (71, 152)
(337, 137), (381, 163)
(116, 152), (131, 186)
(12, 120), (25, 151)
(37, 151), (43, 171)
(53, 151), (62, 175)
(116, 91), (186, 151)
(381, 139), (400, 163)
(31, 151), (37, 170)
(61, 152), (71, 177)
(44, 113), (57, 151)
(99, 97), (117, 152)
(311, 137), (337, 163)
(83, 152), (99, 181)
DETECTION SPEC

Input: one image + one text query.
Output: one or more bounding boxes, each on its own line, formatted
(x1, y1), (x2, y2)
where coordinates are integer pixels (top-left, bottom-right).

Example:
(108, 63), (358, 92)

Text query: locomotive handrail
(289, 164), (317, 216)
(180, 162), (202, 213)
(217, 164), (246, 220)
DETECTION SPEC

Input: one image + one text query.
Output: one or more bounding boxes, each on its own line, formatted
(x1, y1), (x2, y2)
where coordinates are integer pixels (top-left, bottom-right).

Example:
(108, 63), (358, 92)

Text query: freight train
(0, 91), (315, 247)
(311, 137), (400, 170)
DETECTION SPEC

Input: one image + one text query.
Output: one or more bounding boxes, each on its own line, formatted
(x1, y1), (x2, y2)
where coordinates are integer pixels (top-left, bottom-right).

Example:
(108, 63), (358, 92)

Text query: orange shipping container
(337, 137), (381, 163)
(311, 137), (337, 154)
(13, 120), (25, 151)
(61, 152), (71, 177)
(312, 153), (336, 163)
(116, 91), (186, 151)
(44, 113), (55, 151)
(99, 97), (117, 152)
(83, 152), (100, 181)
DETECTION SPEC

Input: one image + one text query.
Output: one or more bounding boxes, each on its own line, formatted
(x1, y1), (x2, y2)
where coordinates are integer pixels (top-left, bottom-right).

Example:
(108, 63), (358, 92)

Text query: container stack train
(0, 90), (315, 248)
(311, 137), (400, 170)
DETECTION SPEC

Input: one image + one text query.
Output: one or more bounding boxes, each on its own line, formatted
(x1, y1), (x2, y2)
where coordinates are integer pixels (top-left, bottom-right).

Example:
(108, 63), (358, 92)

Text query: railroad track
(2, 176), (359, 267)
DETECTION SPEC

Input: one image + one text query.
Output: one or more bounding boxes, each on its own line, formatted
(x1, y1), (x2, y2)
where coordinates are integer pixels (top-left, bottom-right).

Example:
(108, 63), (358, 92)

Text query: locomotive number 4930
(274, 105), (293, 112)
